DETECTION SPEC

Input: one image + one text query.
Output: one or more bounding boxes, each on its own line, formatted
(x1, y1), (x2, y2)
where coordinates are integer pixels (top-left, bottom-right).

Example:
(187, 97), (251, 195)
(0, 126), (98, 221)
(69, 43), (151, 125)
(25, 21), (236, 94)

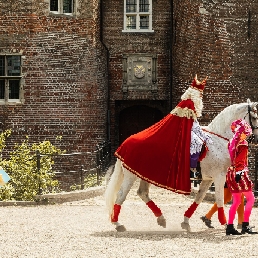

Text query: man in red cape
(115, 75), (207, 195)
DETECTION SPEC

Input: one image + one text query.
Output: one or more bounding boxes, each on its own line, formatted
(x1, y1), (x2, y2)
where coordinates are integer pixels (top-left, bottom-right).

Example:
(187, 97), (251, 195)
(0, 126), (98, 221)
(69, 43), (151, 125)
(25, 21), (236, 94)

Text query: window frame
(0, 54), (24, 105)
(49, 0), (75, 16)
(122, 0), (154, 33)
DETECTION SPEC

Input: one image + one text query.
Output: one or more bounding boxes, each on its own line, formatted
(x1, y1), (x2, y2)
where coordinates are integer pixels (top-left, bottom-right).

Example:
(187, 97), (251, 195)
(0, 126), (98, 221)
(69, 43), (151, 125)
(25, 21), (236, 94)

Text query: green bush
(84, 172), (99, 188)
(0, 131), (65, 201)
(69, 171), (104, 191)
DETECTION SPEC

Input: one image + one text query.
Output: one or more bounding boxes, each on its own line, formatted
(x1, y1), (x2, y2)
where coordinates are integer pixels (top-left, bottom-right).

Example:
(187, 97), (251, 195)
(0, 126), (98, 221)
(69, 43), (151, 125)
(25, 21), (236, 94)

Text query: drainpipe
(169, 0), (174, 111)
(99, 0), (110, 141)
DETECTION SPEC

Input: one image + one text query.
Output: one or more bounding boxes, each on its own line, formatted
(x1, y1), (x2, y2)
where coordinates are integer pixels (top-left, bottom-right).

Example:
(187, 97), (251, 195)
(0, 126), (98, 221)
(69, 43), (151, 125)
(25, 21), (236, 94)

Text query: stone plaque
(122, 54), (157, 92)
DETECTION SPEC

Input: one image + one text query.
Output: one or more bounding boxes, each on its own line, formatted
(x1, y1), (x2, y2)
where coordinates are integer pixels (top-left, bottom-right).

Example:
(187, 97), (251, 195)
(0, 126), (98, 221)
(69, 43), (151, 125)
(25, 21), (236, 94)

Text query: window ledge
(122, 29), (154, 33)
(49, 12), (75, 17)
(0, 100), (23, 105)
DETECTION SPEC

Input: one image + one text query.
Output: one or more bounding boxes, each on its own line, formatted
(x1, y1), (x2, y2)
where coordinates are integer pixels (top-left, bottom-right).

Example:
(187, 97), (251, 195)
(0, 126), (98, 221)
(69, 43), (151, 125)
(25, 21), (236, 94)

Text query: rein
(247, 105), (258, 130)
(202, 128), (229, 142)
(245, 105), (258, 143)
(203, 104), (257, 143)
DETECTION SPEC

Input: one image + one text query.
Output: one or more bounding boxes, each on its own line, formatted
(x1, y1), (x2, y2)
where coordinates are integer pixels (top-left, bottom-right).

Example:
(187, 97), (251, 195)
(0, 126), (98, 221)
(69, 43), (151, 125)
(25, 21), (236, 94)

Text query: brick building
(0, 0), (257, 190)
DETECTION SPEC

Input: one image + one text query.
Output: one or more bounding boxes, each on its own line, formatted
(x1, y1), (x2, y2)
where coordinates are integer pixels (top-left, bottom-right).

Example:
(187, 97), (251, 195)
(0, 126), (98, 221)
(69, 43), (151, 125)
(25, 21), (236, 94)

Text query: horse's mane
(207, 103), (247, 138)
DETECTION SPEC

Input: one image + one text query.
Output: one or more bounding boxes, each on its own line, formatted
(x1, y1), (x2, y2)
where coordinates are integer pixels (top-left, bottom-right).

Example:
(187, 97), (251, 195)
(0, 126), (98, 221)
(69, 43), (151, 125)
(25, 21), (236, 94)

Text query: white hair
(181, 87), (203, 117)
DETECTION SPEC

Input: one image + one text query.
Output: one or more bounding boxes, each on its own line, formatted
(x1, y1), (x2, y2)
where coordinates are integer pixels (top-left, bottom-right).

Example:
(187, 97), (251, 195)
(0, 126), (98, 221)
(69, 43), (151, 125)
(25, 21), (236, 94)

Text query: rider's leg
(190, 152), (200, 179)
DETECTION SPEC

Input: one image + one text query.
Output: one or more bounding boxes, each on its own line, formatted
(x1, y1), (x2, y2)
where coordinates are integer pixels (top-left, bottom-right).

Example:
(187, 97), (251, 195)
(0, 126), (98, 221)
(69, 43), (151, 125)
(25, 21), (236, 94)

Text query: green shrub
(0, 131), (65, 201)
(69, 171), (104, 191)
(84, 172), (99, 188)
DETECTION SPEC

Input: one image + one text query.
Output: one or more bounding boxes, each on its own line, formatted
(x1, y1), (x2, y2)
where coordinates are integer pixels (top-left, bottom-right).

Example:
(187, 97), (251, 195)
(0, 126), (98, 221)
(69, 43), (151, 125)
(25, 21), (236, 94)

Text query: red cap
(190, 75), (207, 92)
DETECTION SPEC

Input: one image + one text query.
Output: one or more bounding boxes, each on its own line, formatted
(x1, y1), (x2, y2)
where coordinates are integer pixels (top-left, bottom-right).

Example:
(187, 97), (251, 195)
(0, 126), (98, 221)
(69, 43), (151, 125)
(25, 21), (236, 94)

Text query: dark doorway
(119, 105), (163, 144)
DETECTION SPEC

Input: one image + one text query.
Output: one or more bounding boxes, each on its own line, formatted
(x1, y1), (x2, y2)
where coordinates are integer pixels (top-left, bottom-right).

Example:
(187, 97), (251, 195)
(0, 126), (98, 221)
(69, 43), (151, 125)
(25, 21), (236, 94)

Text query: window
(0, 55), (23, 103)
(50, 0), (75, 15)
(123, 0), (153, 32)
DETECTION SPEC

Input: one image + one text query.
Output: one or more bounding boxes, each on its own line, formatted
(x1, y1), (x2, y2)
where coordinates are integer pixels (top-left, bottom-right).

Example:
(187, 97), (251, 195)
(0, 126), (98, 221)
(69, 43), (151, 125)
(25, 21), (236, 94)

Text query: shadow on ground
(90, 229), (249, 243)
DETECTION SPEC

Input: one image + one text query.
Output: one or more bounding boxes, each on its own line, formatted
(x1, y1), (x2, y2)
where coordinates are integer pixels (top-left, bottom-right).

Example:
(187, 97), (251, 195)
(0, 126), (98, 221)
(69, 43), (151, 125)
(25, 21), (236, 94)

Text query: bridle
(244, 105), (258, 131)
(244, 105), (258, 143)
(203, 104), (258, 143)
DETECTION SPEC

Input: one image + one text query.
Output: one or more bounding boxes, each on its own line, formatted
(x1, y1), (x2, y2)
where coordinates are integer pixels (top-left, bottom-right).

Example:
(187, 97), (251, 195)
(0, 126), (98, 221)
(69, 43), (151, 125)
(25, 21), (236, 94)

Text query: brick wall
(173, 0), (258, 118)
(172, 0), (258, 178)
(102, 0), (172, 153)
(0, 0), (257, 190)
(0, 0), (108, 190)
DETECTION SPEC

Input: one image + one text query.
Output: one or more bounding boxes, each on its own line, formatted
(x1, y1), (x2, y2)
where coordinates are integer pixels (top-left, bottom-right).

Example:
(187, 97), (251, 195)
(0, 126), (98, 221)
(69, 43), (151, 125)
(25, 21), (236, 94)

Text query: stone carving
(123, 54), (157, 92)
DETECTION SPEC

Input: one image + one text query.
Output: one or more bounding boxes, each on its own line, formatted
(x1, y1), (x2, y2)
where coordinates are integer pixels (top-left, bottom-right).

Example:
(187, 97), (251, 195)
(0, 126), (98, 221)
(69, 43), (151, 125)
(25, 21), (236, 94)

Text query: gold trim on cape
(170, 106), (197, 120)
(114, 153), (191, 195)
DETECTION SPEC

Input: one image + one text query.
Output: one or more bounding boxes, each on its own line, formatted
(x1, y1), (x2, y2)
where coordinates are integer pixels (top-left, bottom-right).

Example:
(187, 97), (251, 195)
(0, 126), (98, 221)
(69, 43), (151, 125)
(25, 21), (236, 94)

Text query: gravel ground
(1, 182), (258, 258)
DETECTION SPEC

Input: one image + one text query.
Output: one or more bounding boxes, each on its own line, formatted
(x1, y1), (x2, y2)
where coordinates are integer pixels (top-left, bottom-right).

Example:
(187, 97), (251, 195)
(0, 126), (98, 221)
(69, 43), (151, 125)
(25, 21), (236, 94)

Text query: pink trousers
(228, 191), (255, 224)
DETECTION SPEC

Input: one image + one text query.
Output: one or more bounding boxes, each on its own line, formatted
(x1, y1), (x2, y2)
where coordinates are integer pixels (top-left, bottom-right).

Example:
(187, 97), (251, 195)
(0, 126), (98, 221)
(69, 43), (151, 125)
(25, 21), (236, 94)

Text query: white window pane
(140, 15), (149, 29)
(126, 16), (136, 29)
(139, 0), (149, 12)
(126, 0), (137, 13)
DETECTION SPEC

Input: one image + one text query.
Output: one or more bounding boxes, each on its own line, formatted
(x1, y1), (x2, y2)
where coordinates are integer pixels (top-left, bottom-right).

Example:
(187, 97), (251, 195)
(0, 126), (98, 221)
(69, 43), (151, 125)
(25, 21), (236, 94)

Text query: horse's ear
(247, 98), (251, 104)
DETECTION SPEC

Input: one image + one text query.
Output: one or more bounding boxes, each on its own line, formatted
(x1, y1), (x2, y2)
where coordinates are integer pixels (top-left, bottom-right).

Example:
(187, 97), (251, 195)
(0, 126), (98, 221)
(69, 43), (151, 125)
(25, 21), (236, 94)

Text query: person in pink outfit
(225, 119), (257, 235)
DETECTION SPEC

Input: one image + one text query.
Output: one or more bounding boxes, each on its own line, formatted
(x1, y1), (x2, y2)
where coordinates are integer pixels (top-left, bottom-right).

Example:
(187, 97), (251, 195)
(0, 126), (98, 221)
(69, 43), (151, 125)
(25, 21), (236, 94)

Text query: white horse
(105, 99), (258, 232)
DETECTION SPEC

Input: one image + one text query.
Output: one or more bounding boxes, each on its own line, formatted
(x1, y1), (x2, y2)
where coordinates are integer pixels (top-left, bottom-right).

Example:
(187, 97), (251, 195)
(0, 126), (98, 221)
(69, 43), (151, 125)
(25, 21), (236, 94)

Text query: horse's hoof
(116, 225), (126, 232)
(157, 215), (166, 228)
(181, 222), (191, 232)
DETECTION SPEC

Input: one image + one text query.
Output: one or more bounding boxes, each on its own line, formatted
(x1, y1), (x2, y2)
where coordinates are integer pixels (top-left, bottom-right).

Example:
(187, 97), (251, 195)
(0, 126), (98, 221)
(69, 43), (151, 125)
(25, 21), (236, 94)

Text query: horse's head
(246, 99), (258, 144)
(207, 99), (258, 143)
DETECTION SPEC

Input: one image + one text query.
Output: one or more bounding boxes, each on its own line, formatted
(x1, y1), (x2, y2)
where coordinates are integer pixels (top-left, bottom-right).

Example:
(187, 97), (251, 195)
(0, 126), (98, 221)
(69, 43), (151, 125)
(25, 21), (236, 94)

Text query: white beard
(181, 87), (203, 117)
(193, 97), (203, 117)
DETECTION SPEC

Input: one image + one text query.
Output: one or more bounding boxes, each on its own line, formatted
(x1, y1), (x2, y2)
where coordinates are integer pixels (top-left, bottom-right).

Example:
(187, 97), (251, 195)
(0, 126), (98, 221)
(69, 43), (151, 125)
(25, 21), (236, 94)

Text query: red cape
(115, 99), (196, 195)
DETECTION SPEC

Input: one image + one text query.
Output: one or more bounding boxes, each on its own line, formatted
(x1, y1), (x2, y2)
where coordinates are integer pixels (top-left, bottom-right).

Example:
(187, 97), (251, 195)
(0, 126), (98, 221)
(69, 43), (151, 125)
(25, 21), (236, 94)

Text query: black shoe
(226, 224), (242, 235)
(201, 216), (214, 228)
(237, 223), (254, 229)
(241, 222), (258, 234)
(190, 170), (196, 180)
(195, 171), (202, 180)
(190, 170), (202, 180)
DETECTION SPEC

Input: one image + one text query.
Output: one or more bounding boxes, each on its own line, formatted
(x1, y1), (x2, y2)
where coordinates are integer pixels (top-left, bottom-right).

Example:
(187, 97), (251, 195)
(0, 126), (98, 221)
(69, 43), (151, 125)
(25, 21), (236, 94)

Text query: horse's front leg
(112, 169), (137, 232)
(181, 179), (213, 232)
(137, 180), (166, 228)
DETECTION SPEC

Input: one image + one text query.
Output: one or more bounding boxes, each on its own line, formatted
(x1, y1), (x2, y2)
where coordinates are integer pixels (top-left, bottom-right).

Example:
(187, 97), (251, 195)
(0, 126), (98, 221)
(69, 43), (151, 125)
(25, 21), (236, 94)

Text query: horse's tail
(105, 158), (124, 218)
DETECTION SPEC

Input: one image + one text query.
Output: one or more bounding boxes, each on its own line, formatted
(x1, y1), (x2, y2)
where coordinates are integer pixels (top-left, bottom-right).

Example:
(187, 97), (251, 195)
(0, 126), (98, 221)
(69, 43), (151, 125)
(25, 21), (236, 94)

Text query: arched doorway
(119, 105), (163, 144)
